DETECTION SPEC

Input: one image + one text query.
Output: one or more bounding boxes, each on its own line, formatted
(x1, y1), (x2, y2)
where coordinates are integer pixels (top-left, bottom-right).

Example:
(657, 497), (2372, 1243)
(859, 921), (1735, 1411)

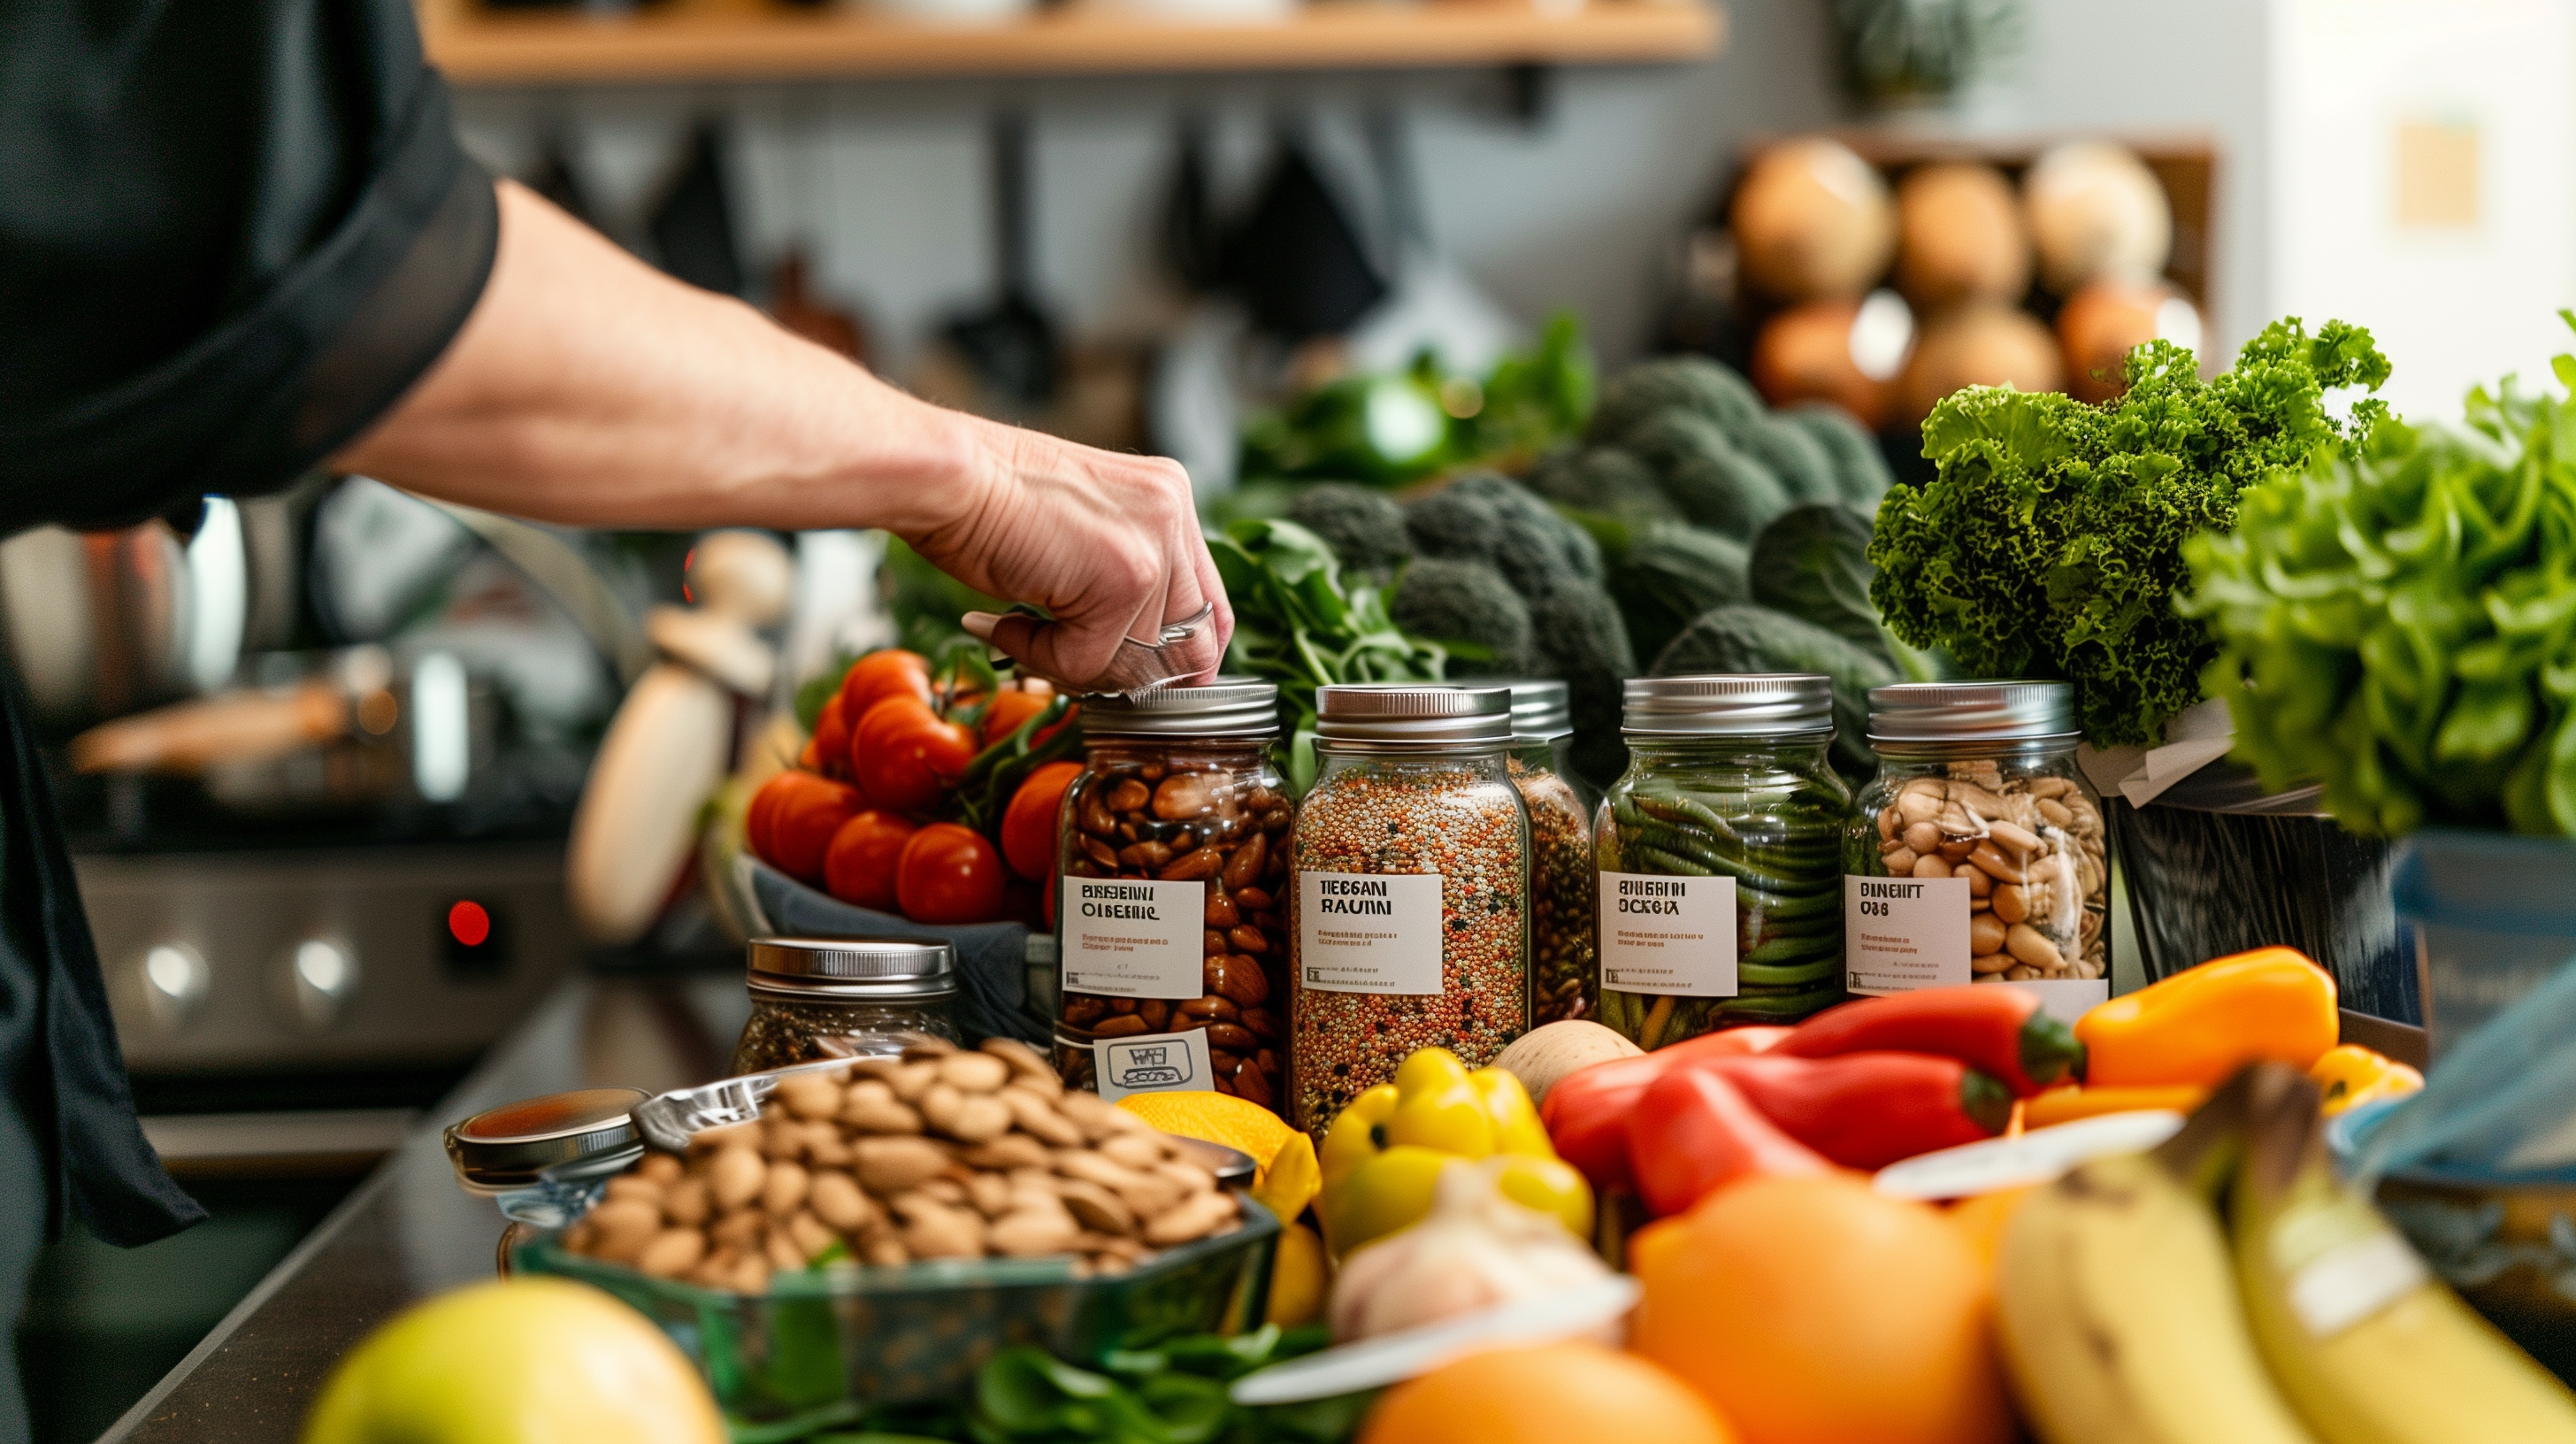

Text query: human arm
(334, 179), (1228, 689)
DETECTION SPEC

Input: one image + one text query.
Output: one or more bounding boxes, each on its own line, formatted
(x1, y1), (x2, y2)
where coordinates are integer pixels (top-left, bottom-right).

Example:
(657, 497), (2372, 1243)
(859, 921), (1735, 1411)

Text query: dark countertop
(100, 975), (752, 1443)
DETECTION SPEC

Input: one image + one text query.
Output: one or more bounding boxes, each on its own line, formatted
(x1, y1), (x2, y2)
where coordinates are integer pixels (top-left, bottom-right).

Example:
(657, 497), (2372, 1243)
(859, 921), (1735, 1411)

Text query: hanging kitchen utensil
(1217, 127), (1387, 344)
(939, 111), (1059, 411)
(648, 123), (746, 297)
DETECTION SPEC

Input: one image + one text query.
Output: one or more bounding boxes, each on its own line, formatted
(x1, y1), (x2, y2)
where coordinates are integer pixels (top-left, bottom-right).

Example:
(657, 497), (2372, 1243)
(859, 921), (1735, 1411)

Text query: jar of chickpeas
(1054, 681), (1293, 1115)
(1844, 682), (2112, 1018)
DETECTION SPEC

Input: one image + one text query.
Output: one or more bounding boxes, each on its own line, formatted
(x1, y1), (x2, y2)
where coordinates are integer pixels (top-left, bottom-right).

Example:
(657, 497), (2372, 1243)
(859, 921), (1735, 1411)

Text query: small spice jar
(731, 937), (962, 1074)
(1845, 682), (2111, 1010)
(1290, 684), (1530, 1133)
(1596, 675), (1852, 1048)
(1053, 680), (1293, 1114)
(1502, 680), (1598, 1025)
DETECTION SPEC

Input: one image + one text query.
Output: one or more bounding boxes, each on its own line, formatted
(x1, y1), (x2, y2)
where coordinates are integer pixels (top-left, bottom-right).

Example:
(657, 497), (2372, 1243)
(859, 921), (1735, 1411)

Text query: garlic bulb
(1327, 1158), (1614, 1342)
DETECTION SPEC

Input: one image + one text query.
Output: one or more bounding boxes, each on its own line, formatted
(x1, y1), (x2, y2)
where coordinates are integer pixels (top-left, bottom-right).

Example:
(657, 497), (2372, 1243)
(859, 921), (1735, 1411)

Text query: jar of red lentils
(1054, 680), (1293, 1116)
(1289, 684), (1531, 1133)
(1502, 680), (1598, 1026)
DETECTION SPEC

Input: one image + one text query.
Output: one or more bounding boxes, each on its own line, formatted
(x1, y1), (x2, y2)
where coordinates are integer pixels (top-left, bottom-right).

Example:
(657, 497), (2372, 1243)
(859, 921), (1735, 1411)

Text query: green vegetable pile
(2185, 319), (2576, 835)
(1208, 518), (1448, 790)
(1869, 320), (2392, 747)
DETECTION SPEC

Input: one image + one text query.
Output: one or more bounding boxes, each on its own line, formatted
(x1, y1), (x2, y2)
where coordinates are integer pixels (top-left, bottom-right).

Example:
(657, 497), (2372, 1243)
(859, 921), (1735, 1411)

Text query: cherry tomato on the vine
(853, 697), (978, 814)
(801, 693), (853, 780)
(896, 823), (1006, 924)
(753, 772), (865, 883)
(1000, 760), (1081, 881)
(836, 649), (931, 730)
(822, 810), (916, 911)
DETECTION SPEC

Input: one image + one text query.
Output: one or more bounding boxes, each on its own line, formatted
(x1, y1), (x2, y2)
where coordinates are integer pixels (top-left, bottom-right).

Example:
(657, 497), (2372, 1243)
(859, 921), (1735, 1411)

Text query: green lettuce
(1868, 320), (2391, 746)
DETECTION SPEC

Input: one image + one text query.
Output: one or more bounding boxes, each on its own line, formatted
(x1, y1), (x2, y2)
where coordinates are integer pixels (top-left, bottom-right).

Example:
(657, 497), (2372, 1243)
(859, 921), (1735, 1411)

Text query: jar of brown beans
(1054, 681), (1293, 1117)
(1501, 681), (1598, 1025)
(1290, 685), (1530, 1134)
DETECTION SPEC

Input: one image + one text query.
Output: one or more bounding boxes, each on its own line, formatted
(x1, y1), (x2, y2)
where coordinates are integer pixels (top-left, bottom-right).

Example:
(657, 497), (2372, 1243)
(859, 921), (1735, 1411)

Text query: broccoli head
(1403, 472), (1604, 600)
(1389, 557), (1536, 676)
(1622, 413), (1791, 539)
(1529, 583), (1639, 784)
(1522, 445), (1680, 525)
(1286, 483), (1414, 583)
(1589, 356), (1765, 445)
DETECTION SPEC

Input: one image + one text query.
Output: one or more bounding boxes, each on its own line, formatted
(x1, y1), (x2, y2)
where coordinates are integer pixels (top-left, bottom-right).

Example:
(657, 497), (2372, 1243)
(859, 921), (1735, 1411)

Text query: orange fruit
(1116, 1091), (1295, 1171)
(1359, 1341), (1735, 1444)
(1632, 1174), (2012, 1444)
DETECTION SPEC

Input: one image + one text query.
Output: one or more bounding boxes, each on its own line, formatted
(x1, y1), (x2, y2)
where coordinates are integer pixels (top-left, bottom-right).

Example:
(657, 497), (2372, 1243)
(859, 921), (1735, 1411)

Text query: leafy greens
(2184, 316), (2576, 836)
(1868, 320), (2392, 746)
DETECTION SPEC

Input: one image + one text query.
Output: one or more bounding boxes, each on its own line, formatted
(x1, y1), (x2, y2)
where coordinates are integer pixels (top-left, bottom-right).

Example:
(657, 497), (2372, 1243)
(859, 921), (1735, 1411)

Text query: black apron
(0, 0), (498, 1247)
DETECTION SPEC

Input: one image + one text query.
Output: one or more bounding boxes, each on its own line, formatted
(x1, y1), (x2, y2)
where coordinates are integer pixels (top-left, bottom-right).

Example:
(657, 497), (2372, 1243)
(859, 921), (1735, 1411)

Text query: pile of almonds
(563, 1037), (1240, 1294)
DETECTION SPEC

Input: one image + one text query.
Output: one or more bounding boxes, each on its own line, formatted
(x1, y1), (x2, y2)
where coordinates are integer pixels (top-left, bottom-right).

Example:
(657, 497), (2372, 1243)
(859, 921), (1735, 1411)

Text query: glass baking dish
(514, 1198), (1279, 1432)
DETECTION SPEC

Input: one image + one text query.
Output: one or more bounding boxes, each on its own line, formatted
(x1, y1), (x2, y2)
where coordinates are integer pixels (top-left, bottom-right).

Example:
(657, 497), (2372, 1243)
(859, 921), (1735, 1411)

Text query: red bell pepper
(1774, 987), (2084, 1097)
(1626, 1067), (1836, 1216)
(1655, 1025), (1794, 1064)
(1679, 1051), (2013, 1171)
(1539, 1053), (1667, 1192)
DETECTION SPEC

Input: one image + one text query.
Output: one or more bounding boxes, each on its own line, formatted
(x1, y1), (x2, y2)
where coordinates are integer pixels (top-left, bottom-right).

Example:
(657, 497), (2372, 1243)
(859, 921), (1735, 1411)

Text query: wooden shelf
(418, 0), (1723, 85)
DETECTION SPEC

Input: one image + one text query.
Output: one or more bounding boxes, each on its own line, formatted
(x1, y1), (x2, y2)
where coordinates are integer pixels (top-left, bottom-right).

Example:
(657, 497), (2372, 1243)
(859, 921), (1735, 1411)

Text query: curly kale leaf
(1869, 320), (2390, 747)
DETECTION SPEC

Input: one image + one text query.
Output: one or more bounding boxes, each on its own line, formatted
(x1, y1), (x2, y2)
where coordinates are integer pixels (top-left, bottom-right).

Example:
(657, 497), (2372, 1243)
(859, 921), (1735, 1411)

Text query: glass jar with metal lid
(1597, 674), (1852, 1047)
(1844, 681), (2110, 1011)
(1054, 680), (1292, 1116)
(1290, 684), (1530, 1132)
(732, 936), (962, 1073)
(1500, 680), (1598, 1025)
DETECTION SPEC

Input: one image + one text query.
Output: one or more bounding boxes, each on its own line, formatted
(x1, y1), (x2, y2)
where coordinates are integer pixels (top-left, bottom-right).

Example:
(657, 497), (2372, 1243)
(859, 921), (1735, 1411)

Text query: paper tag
(1092, 1028), (1218, 1102)
(1061, 878), (1206, 999)
(1845, 875), (1973, 993)
(1598, 872), (1738, 997)
(1298, 872), (1445, 995)
(2288, 1230), (2427, 1338)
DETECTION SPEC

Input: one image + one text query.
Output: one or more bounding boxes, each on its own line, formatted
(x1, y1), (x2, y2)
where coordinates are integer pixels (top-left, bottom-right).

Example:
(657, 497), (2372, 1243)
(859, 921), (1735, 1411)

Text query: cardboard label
(1061, 878), (1205, 999)
(1298, 872), (1445, 995)
(1844, 875), (1973, 993)
(1598, 872), (1738, 997)
(1092, 1028), (1218, 1102)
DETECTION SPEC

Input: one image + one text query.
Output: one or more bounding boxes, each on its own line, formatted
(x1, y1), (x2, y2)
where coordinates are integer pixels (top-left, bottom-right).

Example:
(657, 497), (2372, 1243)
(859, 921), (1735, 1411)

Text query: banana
(2231, 1064), (2576, 1444)
(1996, 1085), (2322, 1444)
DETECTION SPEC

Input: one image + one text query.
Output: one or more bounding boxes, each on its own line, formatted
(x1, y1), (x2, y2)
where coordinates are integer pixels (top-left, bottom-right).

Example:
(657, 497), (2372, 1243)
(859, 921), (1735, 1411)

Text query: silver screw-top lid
(747, 936), (960, 1000)
(1495, 679), (1573, 741)
(1078, 679), (1280, 738)
(1867, 681), (2076, 741)
(1316, 684), (1514, 744)
(1622, 674), (1834, 736)
(444, 1087), (650, 1189)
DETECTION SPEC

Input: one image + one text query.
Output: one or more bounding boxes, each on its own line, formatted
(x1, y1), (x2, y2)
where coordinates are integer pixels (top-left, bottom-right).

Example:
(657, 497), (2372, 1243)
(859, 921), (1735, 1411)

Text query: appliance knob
(135, 943), (210, 1033)
(285, 939), (359, 1030)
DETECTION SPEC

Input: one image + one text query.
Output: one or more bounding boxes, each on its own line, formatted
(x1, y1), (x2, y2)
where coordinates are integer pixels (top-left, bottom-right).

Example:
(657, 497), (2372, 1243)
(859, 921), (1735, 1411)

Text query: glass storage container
(1503, 680), (1599, 1025)
(1054, 680), (1292, 1114)
(732, 937), (962, 1073)
(1290, 684), (1531, 1133)
(1596, 675), (1852, 1047)
(1844, 682), (2110, 1016)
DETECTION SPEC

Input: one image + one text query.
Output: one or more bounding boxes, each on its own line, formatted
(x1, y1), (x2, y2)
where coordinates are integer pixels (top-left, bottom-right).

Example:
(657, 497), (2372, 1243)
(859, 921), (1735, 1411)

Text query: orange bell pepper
(2074, 946), (2339, 1087)
(2309, 1043), (2424, 1117)
(2023, 1083), (2209, 1130)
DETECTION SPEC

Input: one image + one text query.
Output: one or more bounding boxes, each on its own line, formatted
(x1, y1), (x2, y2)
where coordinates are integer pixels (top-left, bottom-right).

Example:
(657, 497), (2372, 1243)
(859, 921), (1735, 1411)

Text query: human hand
(913, 422), (1232, 693)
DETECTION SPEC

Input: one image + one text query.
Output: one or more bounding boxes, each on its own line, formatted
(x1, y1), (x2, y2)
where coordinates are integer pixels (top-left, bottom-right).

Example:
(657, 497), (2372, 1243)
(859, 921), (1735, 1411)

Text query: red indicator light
(448, 901), (492, 948)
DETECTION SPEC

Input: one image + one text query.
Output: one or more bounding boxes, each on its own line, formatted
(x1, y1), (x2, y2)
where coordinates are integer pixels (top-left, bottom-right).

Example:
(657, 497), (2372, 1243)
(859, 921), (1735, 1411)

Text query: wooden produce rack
(418, 0), (1725, 86)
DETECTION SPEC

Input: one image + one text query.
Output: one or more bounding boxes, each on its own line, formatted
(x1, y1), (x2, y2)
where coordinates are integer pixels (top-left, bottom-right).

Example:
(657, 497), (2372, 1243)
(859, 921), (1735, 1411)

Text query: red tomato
(854, 697), (978, 813)
(897, 823), (1007, 924)
(982, 690), (1049, 747)
(837, 649), (931, 728)
(1000, 761), (1082, 881)
(804, 694), (853, 780)
(822, 810), (916, 911)
(761, 773), (865, 883)
(747, 772), (794, 862)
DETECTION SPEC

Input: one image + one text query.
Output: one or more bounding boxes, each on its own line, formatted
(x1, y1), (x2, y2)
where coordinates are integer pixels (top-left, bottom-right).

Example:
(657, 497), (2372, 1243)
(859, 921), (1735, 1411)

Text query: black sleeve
(0, 0), (499, 534)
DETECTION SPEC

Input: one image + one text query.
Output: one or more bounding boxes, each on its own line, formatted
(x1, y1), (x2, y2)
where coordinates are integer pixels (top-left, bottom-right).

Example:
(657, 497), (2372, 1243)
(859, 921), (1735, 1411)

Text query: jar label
(1297, 871), (1445, 995)
(1092, 1027), (1218, 1102)
(1061, 878), (1206, 999)
(1844, 875), (1973, 991)
(1598, 872), (1738, 996)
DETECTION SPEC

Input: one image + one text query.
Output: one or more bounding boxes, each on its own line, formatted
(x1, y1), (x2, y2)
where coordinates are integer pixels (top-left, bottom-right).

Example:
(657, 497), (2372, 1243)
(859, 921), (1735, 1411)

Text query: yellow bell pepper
(2023, 1083), (2210, 1130)
(2310, 1044), (2424, 1117)
(2074, 946), (2339, 1087)
(1318, 1047), (1583, 1255)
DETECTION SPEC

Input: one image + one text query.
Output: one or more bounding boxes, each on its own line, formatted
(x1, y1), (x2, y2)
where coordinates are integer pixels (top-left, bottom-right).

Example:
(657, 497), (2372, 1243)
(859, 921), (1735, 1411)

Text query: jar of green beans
(1594, 674), (1852, 1048)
